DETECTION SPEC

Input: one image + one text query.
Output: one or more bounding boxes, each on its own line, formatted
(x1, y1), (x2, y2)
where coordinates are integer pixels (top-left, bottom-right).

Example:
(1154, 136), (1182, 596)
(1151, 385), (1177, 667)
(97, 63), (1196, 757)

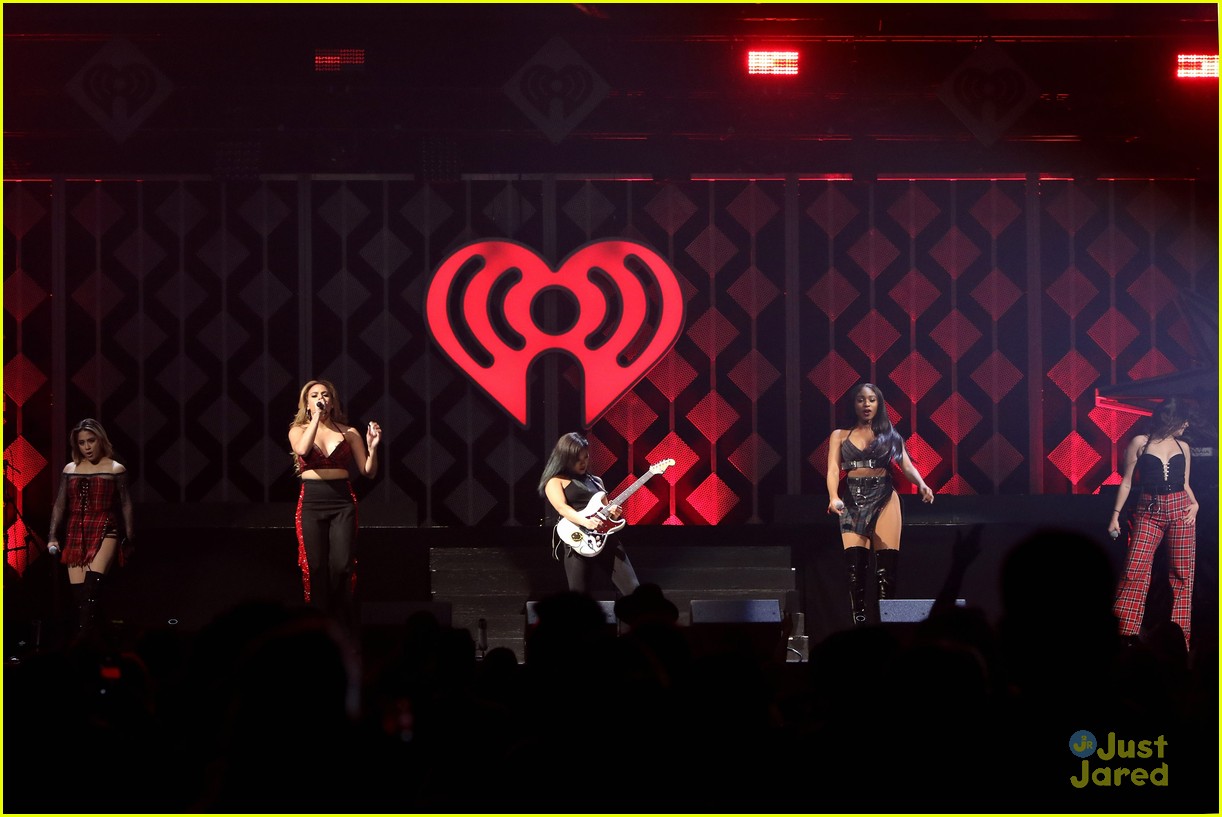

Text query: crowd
(5, 528), (1215, 814)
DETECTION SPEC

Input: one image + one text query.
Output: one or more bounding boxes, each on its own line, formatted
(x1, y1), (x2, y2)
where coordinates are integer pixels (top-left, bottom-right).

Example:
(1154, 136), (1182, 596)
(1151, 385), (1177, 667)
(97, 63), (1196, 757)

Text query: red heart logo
(426, 240), (685, 427)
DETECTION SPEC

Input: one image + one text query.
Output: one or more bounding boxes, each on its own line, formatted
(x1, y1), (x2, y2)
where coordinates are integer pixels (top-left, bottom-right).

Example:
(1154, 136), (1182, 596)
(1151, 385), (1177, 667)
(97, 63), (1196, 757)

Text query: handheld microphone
(316, 401), (325, 411)
(47, 543), (60, 557)
(833, 500), (845, 514)
(1109, 529), (1119, 539)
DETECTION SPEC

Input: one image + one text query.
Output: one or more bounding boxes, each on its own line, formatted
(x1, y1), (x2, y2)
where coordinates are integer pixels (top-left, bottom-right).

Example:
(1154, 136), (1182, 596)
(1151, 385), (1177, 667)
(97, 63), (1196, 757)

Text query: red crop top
(296, 437), (356, 476)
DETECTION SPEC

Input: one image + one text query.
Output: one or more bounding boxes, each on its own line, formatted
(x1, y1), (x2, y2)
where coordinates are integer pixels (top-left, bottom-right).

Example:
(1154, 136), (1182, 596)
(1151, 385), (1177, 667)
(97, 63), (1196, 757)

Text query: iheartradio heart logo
(426, 240), (685, 427)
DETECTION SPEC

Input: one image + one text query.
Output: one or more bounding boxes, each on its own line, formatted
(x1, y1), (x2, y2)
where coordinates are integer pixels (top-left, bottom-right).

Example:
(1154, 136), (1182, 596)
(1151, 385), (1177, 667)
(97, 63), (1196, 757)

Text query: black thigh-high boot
(70, 581), (88, 643)
(844, 547), (870, 626)
(876, 549), (900, 601)
(78, 572), (106, 645)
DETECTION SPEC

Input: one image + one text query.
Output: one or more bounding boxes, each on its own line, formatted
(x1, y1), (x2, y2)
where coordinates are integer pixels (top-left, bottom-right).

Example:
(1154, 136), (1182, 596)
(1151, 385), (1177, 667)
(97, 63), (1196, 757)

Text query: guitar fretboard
(611, 471), (657, 506)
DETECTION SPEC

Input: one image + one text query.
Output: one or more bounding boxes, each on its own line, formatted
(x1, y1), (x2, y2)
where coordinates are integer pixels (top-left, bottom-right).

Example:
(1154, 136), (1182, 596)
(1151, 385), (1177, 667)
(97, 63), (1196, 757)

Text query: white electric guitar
(555, 459), (676, 557)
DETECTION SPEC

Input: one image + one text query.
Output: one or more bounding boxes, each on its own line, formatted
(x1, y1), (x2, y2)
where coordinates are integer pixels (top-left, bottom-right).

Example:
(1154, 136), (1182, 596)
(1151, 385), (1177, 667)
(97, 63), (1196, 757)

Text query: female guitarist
(538, 432), (641, 596)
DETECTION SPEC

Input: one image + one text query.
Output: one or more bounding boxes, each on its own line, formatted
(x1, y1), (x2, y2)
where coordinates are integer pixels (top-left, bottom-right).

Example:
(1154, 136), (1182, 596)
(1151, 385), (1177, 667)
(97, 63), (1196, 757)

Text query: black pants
(296, 479), (358, 626)
(563, 542), (639, 596)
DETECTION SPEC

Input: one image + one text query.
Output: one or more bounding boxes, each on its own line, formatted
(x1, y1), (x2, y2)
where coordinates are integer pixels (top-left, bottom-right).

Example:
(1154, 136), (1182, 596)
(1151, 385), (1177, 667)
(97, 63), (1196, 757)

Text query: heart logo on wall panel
(425, 240), (686, 428)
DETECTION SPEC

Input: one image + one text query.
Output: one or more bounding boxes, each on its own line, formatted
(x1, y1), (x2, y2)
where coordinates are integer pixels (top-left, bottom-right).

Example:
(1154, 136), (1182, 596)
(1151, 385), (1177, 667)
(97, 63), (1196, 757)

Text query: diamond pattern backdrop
(5, 176), (1214, 569)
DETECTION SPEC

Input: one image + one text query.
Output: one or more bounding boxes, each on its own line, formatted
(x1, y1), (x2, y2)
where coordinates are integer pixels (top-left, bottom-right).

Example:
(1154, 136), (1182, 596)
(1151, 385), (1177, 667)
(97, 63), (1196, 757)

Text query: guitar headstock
(650, 458), (676, 474)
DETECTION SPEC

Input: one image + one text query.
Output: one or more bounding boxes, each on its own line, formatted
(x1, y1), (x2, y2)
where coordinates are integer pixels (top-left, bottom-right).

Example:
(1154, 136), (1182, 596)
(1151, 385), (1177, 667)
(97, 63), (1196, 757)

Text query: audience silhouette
(4, 528), (1214, 813)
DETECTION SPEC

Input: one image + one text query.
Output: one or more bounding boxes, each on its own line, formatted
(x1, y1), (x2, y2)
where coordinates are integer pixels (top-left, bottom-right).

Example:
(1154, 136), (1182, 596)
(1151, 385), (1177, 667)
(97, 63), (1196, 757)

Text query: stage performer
(826, 382), (934, 625)
(289, 378), (380, 630)
(539, 432), (640, 596)
(1107, 397), (1198, 648)
(47, 418), (135, 643)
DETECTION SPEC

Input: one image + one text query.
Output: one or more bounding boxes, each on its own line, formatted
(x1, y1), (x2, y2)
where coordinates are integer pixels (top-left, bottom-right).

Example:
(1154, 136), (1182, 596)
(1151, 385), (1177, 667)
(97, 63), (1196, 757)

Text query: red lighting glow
(747, 50), (799, 76)
(1176, 54), (1218, 78)
(314, 48), (365, 72)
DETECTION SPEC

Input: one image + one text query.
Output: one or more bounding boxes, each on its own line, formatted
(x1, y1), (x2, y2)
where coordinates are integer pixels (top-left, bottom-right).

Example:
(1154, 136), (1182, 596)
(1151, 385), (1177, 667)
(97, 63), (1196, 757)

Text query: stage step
(430, 545), (797, 661)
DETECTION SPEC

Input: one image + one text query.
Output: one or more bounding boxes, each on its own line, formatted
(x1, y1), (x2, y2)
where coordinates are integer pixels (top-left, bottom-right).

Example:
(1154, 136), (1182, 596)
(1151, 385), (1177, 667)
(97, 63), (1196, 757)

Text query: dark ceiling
(4, 3), (1219, 178)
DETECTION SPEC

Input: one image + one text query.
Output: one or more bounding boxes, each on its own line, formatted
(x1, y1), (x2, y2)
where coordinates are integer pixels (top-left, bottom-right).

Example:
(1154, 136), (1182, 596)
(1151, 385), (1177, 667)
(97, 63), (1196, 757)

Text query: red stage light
(314, 48), (365, 72)
(747, 50), (799, 76)
(1176, 54), (1218, 78)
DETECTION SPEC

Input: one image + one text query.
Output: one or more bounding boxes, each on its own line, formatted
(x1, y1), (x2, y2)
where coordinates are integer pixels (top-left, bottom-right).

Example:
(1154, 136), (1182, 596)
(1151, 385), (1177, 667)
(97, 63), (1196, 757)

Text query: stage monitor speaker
(878, 598), (965, 623)
(688, 598), (785, 663)
(361, 600), (452, 628)
(690, 598), (782, 624)
(524, 599), (617, 626)
(359, 601), (455, 664)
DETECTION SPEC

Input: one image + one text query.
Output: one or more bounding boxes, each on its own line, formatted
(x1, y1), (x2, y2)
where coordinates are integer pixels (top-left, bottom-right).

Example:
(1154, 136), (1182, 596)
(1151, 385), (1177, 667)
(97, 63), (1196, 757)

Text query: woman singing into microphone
(289, 379), (381, 630)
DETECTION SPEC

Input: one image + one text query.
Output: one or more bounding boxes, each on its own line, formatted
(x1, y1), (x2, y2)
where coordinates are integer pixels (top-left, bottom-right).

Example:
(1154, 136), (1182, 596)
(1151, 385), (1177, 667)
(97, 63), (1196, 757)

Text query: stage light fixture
(747, 50), (799, 76)
(1176, 54), (1218, 78)
(314, 48), (366, 72)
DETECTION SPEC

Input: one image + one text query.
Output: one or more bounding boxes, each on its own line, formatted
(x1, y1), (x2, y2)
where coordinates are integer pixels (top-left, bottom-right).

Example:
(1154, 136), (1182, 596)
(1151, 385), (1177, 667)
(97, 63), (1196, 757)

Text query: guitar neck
(610, 471), (657, 506)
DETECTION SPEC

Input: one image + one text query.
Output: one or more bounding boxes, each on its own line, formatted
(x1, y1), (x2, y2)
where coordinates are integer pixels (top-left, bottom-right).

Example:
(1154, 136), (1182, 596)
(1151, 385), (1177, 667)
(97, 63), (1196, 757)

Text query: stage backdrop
(4, 176), (1216, 572)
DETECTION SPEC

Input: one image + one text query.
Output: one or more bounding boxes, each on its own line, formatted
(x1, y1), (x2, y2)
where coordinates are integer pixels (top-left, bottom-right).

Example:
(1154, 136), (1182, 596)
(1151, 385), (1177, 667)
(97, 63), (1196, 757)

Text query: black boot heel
(876, 549), (900, 601)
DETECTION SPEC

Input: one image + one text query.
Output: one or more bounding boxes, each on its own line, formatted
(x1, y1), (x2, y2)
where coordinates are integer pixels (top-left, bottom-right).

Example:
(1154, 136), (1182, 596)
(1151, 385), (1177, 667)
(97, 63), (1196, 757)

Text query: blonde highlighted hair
(289, 378), (349, 428)
(70, 418), (116, 464)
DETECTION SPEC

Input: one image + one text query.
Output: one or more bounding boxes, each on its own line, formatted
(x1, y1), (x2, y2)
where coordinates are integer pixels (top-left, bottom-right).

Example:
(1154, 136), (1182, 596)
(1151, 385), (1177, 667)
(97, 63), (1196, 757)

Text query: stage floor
(7, 494), (1217, 658)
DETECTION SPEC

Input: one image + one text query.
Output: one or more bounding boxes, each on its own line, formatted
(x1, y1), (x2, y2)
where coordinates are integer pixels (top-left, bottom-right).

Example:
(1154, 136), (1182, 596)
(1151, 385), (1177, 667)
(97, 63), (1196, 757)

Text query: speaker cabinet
(687, 598), (785, 663)
(359, 601), (455, 665)
(690, 598), (782, 623)
(360, 600), (452, 628)
(878, 598), (965, 623)
(524, 599), (617, 626)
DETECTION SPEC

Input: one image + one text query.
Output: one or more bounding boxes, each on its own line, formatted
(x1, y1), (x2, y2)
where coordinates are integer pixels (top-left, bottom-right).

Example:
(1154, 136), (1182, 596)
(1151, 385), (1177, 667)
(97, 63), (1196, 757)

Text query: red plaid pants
(1112, 490), (1195, 646)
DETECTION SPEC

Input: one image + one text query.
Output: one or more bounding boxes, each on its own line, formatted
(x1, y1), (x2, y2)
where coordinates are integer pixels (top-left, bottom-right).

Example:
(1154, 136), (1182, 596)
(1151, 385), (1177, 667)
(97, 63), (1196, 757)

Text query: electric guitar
(555, 458), (675, 557)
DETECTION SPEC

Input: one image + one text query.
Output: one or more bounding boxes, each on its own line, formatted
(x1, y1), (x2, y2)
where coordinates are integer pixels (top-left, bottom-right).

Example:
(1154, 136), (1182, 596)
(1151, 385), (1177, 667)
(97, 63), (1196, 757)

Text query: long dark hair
(537, 432), (589, 496)
(1147, 397), (1190, 442)
(848, 382), (905, 462)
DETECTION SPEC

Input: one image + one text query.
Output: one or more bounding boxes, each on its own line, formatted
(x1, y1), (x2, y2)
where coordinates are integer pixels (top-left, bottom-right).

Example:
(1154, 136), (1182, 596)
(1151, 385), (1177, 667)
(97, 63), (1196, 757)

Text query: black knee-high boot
(876, 549), (900, 601)
(78, 572), (105, 640)
(844, 547), (870, 626)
